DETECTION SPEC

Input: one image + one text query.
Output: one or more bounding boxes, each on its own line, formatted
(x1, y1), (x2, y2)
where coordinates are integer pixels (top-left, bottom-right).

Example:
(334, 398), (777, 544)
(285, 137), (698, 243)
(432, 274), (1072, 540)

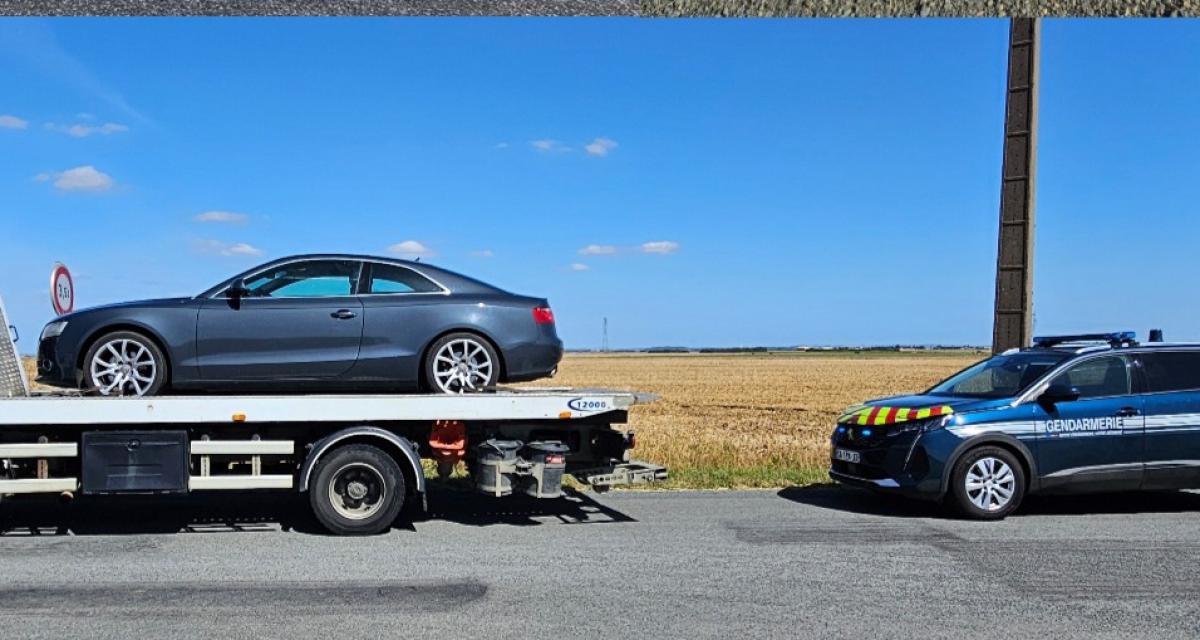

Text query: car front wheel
(948, 446), (1025, 520)
(82, 330), (168, 397)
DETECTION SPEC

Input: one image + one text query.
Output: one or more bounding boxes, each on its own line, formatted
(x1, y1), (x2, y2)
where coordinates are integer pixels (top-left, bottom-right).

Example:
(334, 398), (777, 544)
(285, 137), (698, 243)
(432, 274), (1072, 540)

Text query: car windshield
(927, 352), (1071, 399)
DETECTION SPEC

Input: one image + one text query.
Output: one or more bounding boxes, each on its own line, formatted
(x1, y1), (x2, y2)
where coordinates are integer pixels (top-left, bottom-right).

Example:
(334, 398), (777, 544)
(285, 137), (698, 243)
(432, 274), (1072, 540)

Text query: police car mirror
(1039, 383), (1080, 407)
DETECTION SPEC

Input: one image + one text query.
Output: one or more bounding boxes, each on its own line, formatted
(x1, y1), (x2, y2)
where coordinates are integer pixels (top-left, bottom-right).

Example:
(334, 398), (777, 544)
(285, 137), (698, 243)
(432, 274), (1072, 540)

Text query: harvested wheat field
(521, 351), (984, 488)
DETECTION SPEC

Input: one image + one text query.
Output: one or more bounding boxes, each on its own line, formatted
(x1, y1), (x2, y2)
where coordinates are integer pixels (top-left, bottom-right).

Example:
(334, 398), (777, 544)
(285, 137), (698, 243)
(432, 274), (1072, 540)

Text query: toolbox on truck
(81, 430), (189, 494)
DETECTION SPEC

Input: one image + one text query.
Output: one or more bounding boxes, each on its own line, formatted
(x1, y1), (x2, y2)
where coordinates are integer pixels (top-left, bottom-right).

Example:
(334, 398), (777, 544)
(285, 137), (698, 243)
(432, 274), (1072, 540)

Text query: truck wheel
(309, 444), (406, 535)
(82, 330), (167, 397)
(948, 446), (1025, 520)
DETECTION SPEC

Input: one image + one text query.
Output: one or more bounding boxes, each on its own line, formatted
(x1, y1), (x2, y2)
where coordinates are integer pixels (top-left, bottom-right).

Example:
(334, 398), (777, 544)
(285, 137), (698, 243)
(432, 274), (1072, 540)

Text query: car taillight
(532, 306), (555, 325)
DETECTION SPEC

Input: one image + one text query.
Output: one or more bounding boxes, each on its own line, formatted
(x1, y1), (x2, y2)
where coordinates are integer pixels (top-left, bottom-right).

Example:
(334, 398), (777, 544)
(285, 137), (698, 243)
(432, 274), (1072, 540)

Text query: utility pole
(602, 317), (609, 352)
(992, 17), (1040, 354)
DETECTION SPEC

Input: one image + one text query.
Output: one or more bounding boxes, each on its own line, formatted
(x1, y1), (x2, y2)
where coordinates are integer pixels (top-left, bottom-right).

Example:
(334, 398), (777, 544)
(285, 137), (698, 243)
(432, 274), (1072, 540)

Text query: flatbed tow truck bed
(0, 388), (667, 534)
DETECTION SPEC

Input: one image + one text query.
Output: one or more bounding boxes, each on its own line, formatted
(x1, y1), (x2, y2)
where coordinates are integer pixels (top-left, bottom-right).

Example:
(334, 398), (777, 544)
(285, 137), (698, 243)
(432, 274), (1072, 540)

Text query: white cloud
(0, 114), (28, 129)
(471, 249), (495, 258)
(45, 165), (114, 192)
(569, 263), (590, 272)
(579, 244), (618, 256)
(584, 137), (618, 157)
(640, 240), (680, 255)
(46, 121), (129, 137)
(224, 242), (262, 256)
(493, 142), (509, 150)
(530, 139), (570, 153)
(194, 211), (248, 224)
(388, 240), (436, 259)
(76, 112), (96, 120)
(195, 239), (264, 257)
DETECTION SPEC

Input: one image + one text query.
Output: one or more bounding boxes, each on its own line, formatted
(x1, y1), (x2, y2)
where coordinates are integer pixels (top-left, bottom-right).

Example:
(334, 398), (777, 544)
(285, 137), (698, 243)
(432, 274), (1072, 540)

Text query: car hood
(57, 297), (195, 321)
(837, 394), (1012, 425)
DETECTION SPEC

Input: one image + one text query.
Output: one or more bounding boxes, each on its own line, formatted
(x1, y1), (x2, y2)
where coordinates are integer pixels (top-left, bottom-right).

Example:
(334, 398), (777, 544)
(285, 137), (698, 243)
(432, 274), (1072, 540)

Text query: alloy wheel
(964, 456), (1016, 512)
(431, 338), (493, 393)
(89, 338), (158, 397)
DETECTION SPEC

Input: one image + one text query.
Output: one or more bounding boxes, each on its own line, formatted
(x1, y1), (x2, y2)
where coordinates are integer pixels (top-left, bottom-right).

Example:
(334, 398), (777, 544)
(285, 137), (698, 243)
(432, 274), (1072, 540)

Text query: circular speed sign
(50, 263), (74, 316)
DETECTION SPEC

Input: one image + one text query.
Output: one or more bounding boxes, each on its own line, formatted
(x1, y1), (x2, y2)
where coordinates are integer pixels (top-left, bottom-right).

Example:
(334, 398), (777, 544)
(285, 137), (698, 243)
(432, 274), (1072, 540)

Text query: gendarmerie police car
(829, 331), (1200, 519)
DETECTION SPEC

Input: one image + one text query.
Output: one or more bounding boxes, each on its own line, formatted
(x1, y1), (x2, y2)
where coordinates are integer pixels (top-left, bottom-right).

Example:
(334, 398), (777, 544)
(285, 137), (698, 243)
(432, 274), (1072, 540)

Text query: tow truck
(0, 297), (666, 535)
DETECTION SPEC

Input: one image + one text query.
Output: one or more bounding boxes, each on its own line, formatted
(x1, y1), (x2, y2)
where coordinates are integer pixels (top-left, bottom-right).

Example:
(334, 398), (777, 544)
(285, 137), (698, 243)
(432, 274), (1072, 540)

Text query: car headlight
(892, 414), (953, 436)
(40, 320), (68, 341)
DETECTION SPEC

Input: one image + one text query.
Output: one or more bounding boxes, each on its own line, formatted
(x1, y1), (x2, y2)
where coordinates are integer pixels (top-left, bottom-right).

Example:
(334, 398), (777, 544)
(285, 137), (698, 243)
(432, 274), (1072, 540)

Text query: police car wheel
(949, 446), (1025, 520)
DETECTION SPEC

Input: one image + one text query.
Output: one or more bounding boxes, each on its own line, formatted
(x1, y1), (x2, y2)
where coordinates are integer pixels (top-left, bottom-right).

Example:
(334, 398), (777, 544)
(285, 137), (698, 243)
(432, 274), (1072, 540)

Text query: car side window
(1140, 351), (1200, 393)
(243, 260), (362, 298)
(1051, 355), (1131, 399)
(369, 263), (442, 294)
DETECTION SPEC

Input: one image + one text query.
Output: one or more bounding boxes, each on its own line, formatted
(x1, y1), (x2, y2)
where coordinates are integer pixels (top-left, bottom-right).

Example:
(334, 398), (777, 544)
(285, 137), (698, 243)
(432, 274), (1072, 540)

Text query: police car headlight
(40, 320), (68, 340)
(892, 415), (953, 436)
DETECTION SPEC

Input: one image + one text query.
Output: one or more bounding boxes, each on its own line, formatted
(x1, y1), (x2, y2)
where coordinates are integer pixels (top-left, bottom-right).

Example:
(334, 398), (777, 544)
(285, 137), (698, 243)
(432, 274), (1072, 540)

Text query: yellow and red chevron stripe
(837, 404), (954, 426)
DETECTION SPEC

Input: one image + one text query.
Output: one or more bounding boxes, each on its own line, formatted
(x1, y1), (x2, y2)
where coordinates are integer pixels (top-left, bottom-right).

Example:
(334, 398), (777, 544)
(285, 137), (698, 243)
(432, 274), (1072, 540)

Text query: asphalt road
(2, 485), (1199, 639)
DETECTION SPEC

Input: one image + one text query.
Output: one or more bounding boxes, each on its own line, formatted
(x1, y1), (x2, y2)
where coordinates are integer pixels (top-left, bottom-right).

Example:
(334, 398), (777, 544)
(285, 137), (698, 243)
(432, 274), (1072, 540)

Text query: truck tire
(309, 444), (406, 535)
(948, 445), (1025, 520)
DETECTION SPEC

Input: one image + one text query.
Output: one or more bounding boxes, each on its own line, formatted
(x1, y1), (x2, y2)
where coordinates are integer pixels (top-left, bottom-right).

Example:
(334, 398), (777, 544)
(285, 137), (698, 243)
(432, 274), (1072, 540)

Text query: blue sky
(1, 18), (1198, 350)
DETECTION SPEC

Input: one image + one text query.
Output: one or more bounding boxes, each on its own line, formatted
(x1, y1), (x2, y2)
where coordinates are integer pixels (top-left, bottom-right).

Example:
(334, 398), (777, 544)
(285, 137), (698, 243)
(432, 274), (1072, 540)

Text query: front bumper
(828, 426), (962, 500)
(35, 335), (77, 388)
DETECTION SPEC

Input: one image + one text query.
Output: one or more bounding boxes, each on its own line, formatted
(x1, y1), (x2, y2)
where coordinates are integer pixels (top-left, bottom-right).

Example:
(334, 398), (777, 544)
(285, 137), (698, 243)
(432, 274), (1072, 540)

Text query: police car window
(369, 263), (442, 294)
(928, 352), (1068, 398)
(1140, 352), (1200, 393)
(1053, 356), (1130, 399)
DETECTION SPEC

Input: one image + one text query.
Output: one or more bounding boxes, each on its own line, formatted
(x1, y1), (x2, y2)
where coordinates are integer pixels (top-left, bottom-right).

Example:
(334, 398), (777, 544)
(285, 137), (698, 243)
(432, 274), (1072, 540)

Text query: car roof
(197, 253), (510, 298)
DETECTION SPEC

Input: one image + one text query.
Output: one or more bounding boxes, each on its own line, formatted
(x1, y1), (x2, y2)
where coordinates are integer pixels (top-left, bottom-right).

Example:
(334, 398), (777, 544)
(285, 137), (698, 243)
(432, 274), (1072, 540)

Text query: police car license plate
(834, 448), (860, 463)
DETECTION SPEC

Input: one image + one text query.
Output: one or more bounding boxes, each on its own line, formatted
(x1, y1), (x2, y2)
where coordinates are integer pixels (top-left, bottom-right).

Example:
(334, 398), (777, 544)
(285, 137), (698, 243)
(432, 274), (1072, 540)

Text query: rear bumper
(502, 338), (564, 382)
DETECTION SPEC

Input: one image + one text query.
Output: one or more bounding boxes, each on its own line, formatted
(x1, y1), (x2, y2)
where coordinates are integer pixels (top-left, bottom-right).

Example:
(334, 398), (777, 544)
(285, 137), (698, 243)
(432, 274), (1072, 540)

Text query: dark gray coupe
(36, 254), (563, 396)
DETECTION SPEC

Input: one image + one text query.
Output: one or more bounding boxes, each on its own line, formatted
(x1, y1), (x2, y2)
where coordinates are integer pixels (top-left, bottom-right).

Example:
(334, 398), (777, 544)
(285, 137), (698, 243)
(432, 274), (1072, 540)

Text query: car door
(1032, 354), (1144, 492)
(352, 261), (449, 384)
(1136, 349), (1200, 490)
(196, 259), (365, 381)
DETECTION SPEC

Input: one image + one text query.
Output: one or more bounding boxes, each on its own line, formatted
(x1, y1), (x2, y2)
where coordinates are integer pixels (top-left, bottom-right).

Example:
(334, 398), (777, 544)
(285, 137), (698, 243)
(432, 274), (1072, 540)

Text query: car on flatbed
(35, 254), (563, 397)
(830, 331), (1200, 519)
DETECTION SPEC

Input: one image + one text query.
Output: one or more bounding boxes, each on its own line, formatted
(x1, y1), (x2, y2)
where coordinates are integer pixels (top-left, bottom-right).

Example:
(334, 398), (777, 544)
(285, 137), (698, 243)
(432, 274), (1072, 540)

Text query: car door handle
(331, 309), (357, 320)
(1115, 407), (1140, 417)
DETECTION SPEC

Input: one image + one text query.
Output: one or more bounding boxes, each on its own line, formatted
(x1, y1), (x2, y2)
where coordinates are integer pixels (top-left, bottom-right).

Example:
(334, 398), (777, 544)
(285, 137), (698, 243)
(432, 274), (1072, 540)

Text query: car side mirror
(225, 278), (250, 299)
(1039, 382), (1080, 408)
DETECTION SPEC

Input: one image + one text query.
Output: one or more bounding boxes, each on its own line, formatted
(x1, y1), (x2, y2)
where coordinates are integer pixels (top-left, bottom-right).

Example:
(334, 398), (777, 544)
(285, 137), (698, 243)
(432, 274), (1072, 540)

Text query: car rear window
(1140, 351), (1200, 393)
(369, 264), (442, 294)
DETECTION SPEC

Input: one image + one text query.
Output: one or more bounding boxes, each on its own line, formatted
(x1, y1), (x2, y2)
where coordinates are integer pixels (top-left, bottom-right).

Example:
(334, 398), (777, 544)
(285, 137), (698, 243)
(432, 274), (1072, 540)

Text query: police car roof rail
(1032, 332), (1137, 349)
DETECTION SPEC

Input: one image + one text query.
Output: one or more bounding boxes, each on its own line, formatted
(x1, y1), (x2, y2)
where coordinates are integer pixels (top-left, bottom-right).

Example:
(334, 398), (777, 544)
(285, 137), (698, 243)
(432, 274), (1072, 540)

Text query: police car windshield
(927, 352), (1070, 399)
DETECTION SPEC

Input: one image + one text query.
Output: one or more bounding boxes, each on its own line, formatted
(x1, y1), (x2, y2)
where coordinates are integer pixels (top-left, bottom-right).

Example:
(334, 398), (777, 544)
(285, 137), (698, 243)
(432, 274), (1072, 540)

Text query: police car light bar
(1032, 331), (1137, 348)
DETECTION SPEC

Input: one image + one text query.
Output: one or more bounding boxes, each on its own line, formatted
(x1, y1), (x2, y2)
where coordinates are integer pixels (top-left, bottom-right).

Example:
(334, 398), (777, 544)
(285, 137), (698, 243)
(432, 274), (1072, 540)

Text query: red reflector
(628, 433), (637, 449)
(546, 454), (565, 465)
(532, 307), (555, 325)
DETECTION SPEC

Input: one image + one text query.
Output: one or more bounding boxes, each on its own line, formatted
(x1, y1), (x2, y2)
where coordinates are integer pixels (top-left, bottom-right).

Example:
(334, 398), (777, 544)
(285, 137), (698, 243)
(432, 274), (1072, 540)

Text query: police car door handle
(1115, 407), (1140, 417)
(331, 309), (357, 320)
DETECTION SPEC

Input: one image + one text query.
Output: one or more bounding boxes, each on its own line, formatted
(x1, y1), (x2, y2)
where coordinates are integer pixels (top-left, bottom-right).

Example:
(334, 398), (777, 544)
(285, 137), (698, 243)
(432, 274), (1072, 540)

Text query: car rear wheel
(82, 330), (167, 397)
(424, 333), (499, 394)
(948, 446), (1025, 520)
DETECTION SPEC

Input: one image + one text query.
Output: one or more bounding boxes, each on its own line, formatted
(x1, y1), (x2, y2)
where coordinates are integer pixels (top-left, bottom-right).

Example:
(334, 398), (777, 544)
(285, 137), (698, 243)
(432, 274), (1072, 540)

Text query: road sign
(50, 263), (75, 316)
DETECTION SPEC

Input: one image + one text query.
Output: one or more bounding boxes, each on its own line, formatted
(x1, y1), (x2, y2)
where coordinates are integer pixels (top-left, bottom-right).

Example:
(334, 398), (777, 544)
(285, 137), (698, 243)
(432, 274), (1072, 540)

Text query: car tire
(81, 330), (168, 397)
(309, 444), (406, 536)
(948, 446), (1025, 520)
(424, 332), (500, 394)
